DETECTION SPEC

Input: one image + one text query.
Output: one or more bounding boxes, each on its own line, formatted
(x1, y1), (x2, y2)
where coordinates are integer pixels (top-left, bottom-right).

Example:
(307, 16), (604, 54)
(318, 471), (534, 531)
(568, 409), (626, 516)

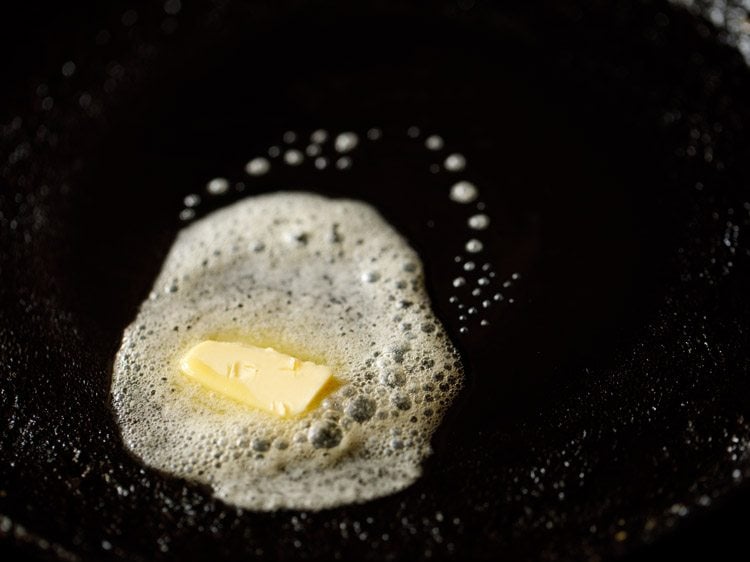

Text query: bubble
(361, 271), (380, 283)
(380, 367), (406, 387)
(314, 157), (328, 170)
(245, 157), (270, 176)
(206, 178), (229, 195)
(305, 144), (321, 157)
(468, 214), (490, 230)
(283, 131), (297, 144)
(465, 239), (483, 253)
(425, 135), (444, 150)
(268, 146), (281, 158)
(183, 194), (200, 207)
(345, 396), (377, 422)
(449, 181), (479, 204)
(336, 157), (353, 170)
(463, 261), (476, 271)
(164, 0), (182, 15)
(407, 126), (421, 138)
(452, 277), (466, 288)
(444, 153), (466, 172)
(252, 438), (271, 452)
(366, 128), (382, 140)
(391, 393), (412, 411)
(179, 209), (195, 221)
(310, 129), (328, 144)
(308, 420), (343, 449)
(334, 132), (359, 153)
(284, 150), (304, 166)
(61, 61), (76, 77)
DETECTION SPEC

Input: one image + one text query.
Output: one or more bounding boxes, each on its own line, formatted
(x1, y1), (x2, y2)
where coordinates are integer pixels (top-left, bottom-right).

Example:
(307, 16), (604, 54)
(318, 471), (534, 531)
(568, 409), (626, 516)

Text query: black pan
(3, 0), (750, 560)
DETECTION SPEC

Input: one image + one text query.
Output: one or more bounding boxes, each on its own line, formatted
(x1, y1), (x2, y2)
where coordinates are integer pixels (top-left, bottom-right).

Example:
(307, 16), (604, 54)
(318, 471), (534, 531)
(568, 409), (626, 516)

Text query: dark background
(3, 1), (750, 560)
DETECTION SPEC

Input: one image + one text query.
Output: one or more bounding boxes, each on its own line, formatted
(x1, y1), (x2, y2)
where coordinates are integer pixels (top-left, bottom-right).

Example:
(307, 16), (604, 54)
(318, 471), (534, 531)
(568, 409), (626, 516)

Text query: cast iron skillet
(3, 0), (750, 560)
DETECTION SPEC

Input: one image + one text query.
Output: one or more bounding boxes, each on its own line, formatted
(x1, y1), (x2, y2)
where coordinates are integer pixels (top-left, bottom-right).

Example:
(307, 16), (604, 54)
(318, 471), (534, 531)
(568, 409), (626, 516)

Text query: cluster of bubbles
(404, 126), (522, 334)
(112, 193), (463, 510)
(178, 128), (379, 221)
(672, 0), (750, 64)
(179, 126), (524, 336)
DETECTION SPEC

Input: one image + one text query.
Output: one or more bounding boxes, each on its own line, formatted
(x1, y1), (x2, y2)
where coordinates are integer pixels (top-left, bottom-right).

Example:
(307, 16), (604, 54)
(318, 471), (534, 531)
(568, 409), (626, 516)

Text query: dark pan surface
(2, 1), (750, 560)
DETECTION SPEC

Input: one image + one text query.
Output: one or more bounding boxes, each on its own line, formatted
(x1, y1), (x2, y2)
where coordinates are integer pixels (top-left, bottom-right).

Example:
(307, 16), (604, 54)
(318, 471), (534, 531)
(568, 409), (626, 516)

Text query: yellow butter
(180, 340), (332, 417)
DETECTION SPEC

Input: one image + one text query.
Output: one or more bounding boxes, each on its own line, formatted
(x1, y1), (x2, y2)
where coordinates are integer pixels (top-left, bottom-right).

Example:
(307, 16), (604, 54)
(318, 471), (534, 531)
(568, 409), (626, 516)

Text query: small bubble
(164, 0), (182, 15)
(379, 367), (406, 387)
(183, 194), (200, 207)
(361, 271), (380, 283)
(311, 129), (328, 144)
(336, 156), (353, 170)
(450, 181), (479, 204)
(251, 438), (271, 452)
(345, 396), (377, 422)
(308, 420), (342, 449)
(391, 393), (412, 410)
(61, 61), (76, 77)
(407, 126), (421, 138)
(284, 149), (304, 166)
(121, 9), (138, 27)
(425, 135), (444, 150)
(366, 127), (382, 140)
(465, 239), (483, 253)
(468, 214), (490, 230)
(452, 277), (466, 288)
(314, 157), (328, 170)
(283, 131), (297, 144)
(444, 153), (466, 172)
(245, 157), (270, 176)
(334, 132), (359, 153)
(206, 177), (229, 195)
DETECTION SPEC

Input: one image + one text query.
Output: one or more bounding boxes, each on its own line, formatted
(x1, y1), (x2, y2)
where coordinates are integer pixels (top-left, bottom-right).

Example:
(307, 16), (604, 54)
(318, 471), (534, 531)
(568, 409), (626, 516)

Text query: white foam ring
(111, 192), (463, 511)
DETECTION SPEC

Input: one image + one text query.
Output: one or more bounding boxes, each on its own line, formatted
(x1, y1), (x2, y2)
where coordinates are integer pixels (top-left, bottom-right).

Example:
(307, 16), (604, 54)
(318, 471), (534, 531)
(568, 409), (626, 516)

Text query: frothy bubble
(111, 192), (463, 511)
